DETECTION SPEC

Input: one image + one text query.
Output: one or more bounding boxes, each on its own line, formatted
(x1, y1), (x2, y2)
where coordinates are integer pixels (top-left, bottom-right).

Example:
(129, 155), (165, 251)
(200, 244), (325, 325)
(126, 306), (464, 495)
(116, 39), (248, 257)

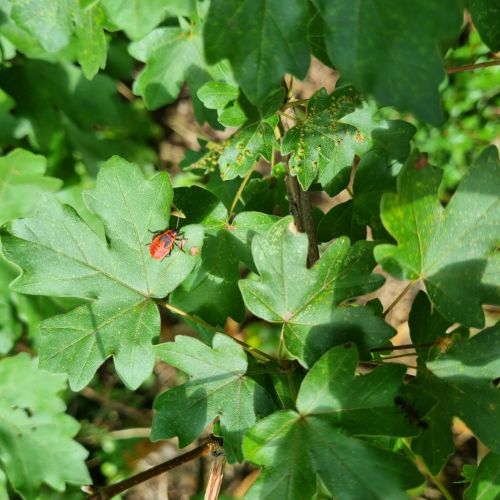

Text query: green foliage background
(0, 1), (499, 499)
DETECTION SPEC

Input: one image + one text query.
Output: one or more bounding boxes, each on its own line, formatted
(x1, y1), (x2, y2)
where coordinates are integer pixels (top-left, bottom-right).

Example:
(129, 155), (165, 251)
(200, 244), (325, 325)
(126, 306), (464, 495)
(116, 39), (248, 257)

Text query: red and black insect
(148, 218), (187, 261)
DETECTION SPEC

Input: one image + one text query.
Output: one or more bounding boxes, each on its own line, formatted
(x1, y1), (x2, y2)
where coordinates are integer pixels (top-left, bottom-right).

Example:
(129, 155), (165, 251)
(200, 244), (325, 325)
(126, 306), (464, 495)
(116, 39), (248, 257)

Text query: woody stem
(277, 119), (319, 267)
(85, 437), (221, 499)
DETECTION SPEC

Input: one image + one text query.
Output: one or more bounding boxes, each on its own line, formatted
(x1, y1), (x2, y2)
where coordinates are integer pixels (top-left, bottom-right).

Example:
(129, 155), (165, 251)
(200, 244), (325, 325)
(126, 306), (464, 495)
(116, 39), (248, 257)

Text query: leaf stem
(383, 282), (414, 317)
(157, 301), (275, 362)
(227, 164), (255, 221)
(366, 360), (418, 370)
(402, 439), (454, 500)
(370, 342), (435, 353)
(159, 301), (217, 332)
(277, 323), (285, 365)
(378, 352), (417, 360)
(281, 99), (309, 111)
(107, 428), (151, 439)
(446, 59), (500, 74)
(84, 437), (221, 499)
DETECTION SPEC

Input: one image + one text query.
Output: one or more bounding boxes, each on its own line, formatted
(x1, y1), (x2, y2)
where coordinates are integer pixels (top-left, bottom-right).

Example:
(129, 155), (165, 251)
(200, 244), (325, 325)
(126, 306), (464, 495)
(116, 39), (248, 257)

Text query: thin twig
(116, 82), (134, 101)
(227, 164), (255, 221)
(447, 59), (500, 74)
(232, 339), (275, 363)
(281, 98), (309, 111)
(368, 360), (418, 370)
(359, 361), (417, 373)
(107, 428), (152, 439)
(379, 352), (418, 360)
(277, 324), (286, 366)
(84, 437), (221, 499)
(383, 282), (414, 318)
(370, 342), (435, 353)
(204, 442), (226, 500)
(156, 301), (275, 362)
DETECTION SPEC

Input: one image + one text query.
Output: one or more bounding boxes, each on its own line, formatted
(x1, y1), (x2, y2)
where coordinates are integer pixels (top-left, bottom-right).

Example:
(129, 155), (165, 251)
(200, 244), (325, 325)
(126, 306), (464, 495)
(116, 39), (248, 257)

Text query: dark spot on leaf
(394, 396), (428, 429)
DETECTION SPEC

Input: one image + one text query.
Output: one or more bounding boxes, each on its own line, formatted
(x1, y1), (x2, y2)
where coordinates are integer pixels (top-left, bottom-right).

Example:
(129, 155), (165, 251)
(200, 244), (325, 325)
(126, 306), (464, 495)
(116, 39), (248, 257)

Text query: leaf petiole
(156, 301), (276, 363)
(402, 439), (454, 500)
(227, 163), (255, 221)
(383, 282), (414, 317)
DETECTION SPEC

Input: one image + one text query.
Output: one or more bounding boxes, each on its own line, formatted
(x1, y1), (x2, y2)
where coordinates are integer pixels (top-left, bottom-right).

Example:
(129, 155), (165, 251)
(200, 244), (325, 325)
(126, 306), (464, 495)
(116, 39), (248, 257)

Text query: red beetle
(148, 223), (187, 261)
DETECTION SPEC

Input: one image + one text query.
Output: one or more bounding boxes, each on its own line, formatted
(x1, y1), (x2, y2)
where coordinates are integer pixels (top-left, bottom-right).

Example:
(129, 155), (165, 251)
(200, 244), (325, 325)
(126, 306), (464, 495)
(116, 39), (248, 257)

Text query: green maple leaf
(10, 0), (72, 53)
(312, 0), (462, 124)
(375, 146), (500, 327)
(8, 0), (106, 79)
(218, 121), (276, 180)
(129, 24), (233, 112)
(408, 291), (455, 369)
(469, 0), (500, 51)
(1, 157), (203, 390)
(197, 82), (239, 111)
(0, 61), (154, 174)
(204, 0), (310, 106)
(73, 0), (107, 79)
(171, 230), (245, 325)
(239, 217), (385, 366)
(197, 81), (247, 127)
(152, 334), (274, 463)
(0, 262), (77, 355)
(0, 257), (21, 353)
(411, 323), (500, 474)
(318, 121), (416, 242)
(0, 149), (61, 228)
(225, 211), (279, 272)
(0, 1), (49, 58)
(0, 354), (90, 498)
(171, 189), (279, 326)
(0, 149), (68, 355)
(282, 86), (371, 192)
(244, 344), (422, 499)
(101, 0), (194, 40)
(463, 452), (500, 500)
(0, 89), (18, 146)
(170, 186), (245, 325)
